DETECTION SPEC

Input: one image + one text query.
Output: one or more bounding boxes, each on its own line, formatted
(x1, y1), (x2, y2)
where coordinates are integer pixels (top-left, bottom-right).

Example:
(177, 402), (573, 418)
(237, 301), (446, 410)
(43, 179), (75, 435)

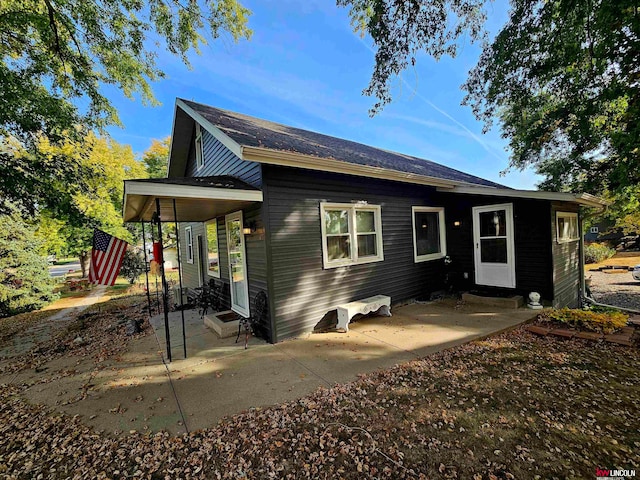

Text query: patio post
(141, 221), (152, 315)
(173, 198), (187, 359)
(154, 198), (172, 362)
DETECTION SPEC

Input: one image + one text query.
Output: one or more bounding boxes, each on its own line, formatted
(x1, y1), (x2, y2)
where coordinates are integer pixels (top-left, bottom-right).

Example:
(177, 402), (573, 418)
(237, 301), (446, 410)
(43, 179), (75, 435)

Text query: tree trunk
(79, 251), (90, 278)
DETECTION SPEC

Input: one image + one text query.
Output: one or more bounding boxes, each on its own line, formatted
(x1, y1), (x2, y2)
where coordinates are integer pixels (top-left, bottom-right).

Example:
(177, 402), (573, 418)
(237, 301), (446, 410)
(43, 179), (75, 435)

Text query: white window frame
(556, 211), (579, 243)
(185, 226), (194, 264)
(195, 124), (204, 170)
(412, 206), (447, 262)
(205, 219), (221, 278)
(320, 202), (384, 269)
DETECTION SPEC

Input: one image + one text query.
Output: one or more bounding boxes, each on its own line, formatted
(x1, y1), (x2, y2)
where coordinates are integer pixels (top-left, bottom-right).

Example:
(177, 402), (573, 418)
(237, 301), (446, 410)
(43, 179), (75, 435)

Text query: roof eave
(241, 145), (471, 189)
(436, 185), (609, 209)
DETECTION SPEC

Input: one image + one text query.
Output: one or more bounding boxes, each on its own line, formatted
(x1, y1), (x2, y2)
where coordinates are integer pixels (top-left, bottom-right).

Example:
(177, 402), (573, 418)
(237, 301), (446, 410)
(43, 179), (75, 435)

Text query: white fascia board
(241, 146), (461, 189)
(175, 99), (243, 158)
(124, 181), (263, 202)
(437, 185), (608, 208)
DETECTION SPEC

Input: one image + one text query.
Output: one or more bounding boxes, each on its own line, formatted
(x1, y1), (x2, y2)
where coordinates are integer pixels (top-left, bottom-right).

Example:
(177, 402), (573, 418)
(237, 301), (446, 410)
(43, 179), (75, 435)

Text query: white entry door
(225, 211), (250, 317)
(472, 203), (516, 288)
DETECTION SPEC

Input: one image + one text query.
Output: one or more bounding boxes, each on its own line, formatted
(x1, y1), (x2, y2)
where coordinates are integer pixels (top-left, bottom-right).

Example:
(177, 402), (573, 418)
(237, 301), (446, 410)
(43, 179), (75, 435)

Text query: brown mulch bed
(1, 321), (639, 479)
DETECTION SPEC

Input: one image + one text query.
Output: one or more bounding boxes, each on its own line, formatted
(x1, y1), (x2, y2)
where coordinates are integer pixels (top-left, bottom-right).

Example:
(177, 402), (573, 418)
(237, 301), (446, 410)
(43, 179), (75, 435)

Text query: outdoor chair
(194, 278), (223, 318)
(236, 290), (269, 348)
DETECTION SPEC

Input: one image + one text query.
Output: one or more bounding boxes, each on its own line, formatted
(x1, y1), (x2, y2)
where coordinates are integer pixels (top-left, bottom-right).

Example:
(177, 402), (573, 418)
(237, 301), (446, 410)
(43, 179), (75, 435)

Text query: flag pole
(155, 198), (172, 363)
(141, 221), (152, 316)
(173, 199), (188, 359)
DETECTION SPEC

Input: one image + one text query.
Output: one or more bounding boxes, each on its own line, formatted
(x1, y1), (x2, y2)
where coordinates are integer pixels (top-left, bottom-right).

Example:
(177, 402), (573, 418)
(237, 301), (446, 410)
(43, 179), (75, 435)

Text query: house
(123, 98), (606, 343)
(584, 220), (638, 249)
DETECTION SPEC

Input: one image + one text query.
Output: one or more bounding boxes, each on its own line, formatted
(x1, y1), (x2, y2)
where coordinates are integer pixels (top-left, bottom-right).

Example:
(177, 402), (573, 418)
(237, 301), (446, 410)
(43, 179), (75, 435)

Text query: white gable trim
(175, 99), (243, 158)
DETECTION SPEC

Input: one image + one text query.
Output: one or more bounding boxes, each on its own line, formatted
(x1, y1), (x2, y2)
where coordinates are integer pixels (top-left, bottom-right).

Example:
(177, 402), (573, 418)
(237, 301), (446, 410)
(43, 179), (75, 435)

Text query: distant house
(584, 220), (637, 249)
(123, 99), (606, 343)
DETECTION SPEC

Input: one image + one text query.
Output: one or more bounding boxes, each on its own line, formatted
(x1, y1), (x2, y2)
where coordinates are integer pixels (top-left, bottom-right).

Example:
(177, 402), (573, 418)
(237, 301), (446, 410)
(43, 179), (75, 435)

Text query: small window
(195, 124), (204, 170)
(206, 220), (220, 277)
(320, 203), (384, 268)
(590, 226), (599, 234)
(556, 212), (579, 243)
(412, 206), (447, 262)
(185, 226), (194, 263)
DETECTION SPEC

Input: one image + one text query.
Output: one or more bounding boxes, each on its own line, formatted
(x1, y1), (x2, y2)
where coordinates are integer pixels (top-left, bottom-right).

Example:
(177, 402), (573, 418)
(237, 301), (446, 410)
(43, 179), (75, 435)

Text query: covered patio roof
(123, 176), (263, 223)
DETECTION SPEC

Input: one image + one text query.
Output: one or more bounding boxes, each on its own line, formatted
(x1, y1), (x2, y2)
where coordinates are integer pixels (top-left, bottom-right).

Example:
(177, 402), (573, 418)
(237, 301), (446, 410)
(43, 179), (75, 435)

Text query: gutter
(241, 146), (466, 189)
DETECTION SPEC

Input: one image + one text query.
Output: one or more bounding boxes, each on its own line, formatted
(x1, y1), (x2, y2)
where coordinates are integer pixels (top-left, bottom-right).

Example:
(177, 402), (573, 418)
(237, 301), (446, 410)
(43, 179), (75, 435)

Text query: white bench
(336, 295), (392, 332)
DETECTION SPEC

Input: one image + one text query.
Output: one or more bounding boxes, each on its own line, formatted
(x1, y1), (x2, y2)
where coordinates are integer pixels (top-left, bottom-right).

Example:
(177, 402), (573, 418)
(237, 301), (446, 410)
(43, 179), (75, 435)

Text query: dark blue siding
(263, 166), (447, 341)
(185, 128), (262, 187)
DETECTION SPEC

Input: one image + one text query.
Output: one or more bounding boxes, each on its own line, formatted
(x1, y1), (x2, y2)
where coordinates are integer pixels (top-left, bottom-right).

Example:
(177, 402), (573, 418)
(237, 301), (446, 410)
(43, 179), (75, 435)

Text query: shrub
(584, 242), (616, 264)
(119, 249), (146, 284)
(546, 307), (628, 334)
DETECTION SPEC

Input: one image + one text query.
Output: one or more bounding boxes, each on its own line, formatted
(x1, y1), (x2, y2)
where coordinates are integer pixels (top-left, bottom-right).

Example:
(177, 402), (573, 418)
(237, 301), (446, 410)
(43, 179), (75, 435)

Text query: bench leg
(336, 308), (351, 332)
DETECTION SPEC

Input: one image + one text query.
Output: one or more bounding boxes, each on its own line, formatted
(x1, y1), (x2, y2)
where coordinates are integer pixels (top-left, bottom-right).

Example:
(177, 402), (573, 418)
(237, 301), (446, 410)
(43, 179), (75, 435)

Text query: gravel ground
(588, 270), (640, 310)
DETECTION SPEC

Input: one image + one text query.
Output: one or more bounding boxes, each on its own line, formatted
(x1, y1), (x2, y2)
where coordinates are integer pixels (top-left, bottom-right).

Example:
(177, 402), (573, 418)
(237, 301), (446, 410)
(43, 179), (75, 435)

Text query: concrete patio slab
(10, 300), (535, 436)
(137, 300), (536, 432)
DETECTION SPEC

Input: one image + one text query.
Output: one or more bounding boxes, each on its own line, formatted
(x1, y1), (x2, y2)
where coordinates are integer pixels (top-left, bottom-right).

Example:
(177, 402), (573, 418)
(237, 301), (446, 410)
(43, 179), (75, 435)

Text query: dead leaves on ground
(1, 320), (639, 479)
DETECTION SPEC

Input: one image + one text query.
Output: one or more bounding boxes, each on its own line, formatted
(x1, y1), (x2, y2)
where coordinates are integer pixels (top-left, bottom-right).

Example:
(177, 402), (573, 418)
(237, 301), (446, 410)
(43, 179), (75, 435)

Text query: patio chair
(194, 278), (223, 318)
(236, 290), (269, 348)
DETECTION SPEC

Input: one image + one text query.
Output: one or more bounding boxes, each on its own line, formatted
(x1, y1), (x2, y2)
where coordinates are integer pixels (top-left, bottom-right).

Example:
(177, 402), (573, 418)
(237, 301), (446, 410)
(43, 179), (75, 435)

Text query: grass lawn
(0, 295), (637, 479)
(586, 251), (640, 272)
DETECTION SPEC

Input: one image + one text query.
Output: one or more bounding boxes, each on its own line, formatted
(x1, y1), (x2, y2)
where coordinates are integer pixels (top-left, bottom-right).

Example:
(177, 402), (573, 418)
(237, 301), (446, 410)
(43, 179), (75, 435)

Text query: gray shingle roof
(182, 99), (505, 188)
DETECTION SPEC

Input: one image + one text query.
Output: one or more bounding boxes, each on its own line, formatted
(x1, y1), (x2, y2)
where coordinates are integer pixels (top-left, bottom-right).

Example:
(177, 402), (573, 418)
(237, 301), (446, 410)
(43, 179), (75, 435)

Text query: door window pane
(480, 238), (508, 263)
(414, 211), (441, 256)
(206, 221), (219, 276)
(227, 217), (247, 311)
(357, 234), (377, 257)
(325, 210), (349, 234)
(479, 210), (506, 237)
(356, 210), (375, 233)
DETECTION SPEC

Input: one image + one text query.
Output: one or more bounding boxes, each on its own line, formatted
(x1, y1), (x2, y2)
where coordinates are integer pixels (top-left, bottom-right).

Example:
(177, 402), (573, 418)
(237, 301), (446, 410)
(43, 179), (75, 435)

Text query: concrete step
(462, 292), (524, 309)
(204, 310), (241, 338)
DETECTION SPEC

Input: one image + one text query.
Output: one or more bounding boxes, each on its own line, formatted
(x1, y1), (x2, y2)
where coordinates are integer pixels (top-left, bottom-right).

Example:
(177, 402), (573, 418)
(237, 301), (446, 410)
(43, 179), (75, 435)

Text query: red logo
(597, 469), (611, 477)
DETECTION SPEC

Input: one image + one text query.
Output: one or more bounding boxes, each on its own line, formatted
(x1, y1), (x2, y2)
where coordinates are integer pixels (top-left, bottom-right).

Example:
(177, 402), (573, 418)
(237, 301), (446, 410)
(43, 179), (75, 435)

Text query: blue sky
(106, 0), (542, 189)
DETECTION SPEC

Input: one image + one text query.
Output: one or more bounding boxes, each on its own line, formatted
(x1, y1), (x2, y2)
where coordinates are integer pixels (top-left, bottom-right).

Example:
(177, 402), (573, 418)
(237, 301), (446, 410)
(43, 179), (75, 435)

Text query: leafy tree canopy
(34, 133), (147, 275)
(0, 0), (250, 217)
(143, 137), (170, 178)
(0, 0), (251, 143)
(339, 0), (487, 115)
(463, 0), (640, 198)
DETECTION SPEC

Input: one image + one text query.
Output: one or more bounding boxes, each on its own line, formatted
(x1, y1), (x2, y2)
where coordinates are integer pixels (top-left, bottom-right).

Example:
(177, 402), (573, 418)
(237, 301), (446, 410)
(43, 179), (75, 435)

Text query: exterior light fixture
(453, 221), (461, 227)
(243, 220), (257, 235)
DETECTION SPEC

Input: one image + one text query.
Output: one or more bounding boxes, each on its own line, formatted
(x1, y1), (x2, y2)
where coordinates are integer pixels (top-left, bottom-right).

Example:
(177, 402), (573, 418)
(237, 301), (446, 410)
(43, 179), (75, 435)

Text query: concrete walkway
(142, 300), (537, 433)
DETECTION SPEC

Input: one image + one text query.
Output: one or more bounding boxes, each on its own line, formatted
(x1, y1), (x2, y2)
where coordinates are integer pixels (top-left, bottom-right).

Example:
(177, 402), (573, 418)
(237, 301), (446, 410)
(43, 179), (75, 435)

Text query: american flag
(88, 229), (128, 286)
